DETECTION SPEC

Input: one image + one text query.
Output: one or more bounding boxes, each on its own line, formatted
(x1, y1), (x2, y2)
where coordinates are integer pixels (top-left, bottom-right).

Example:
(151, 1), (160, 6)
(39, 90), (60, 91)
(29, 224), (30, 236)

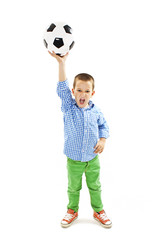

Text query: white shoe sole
(94, 217), (112, 228)
(61, 216), (78, 228)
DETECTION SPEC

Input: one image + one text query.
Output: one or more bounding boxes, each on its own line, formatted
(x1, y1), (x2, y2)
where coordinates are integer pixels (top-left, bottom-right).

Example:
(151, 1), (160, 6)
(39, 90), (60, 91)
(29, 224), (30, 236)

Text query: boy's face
(72, 79), (95, 108)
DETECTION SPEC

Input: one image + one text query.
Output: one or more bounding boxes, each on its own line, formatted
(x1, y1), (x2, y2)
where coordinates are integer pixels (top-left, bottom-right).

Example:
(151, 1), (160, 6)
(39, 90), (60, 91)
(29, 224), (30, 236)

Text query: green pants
(67, 155), (103, 212)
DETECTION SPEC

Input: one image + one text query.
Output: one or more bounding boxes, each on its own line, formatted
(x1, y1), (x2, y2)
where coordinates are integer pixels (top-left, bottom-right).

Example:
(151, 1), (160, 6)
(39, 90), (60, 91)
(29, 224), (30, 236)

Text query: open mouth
(79, 98), (85, 105)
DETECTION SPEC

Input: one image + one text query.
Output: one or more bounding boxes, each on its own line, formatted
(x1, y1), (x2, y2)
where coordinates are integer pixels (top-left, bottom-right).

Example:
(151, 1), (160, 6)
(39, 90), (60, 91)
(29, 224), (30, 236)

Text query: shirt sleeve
(97, 111), (110, 139)
(56, 79), (73, 113)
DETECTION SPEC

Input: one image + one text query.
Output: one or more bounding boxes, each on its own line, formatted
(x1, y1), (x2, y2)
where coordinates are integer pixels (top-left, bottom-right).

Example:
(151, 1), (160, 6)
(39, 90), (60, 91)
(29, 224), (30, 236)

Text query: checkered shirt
(56, 79), (109, 162)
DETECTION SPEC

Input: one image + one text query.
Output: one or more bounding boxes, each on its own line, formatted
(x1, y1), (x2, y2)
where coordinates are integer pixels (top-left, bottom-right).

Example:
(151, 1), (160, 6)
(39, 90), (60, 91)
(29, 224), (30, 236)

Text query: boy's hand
(94, 138), (106, 154)
(48, 50), (69, 64)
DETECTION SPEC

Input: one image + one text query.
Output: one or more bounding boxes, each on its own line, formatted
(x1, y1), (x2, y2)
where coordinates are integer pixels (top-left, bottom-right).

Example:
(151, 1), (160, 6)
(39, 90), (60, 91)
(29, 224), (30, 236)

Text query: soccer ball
(43, 22), (75, 56)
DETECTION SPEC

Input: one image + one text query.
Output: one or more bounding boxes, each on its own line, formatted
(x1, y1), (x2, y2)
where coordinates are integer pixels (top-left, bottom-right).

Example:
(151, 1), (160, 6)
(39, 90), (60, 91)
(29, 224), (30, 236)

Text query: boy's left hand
(94, 138), (106, 154)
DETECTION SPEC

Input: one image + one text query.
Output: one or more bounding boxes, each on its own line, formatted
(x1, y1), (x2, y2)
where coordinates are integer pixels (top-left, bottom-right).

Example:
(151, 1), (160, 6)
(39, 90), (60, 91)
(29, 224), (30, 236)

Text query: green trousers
(67, 155), (103, 212)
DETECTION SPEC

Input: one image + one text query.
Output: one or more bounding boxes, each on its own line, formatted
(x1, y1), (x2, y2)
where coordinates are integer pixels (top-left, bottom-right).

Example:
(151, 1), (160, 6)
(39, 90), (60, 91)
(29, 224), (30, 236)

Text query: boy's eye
(77, 90), (90, 93)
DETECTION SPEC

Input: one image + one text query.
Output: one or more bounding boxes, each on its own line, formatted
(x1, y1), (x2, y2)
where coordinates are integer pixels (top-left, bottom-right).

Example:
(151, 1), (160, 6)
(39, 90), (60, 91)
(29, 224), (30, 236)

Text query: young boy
(49, 50), (112, 228)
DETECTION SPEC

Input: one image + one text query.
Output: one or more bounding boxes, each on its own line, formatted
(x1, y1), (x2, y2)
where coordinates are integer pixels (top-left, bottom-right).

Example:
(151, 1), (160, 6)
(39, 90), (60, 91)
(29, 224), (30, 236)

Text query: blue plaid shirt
(56, 79), (109, 162)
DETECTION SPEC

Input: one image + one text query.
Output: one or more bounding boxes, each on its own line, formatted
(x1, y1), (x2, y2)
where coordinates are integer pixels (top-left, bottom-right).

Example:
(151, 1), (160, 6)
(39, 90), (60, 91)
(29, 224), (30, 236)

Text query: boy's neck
(83, 103), (89, 109)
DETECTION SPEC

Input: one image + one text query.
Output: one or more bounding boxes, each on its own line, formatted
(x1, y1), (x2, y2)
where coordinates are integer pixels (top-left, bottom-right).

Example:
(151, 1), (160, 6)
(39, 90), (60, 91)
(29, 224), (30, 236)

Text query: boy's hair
(73, 73), (95, 90)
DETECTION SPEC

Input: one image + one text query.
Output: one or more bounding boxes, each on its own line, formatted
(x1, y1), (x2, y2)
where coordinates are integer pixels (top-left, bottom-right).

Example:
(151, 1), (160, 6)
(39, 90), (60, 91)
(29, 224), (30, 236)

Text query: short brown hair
(73, 73), (95, 90)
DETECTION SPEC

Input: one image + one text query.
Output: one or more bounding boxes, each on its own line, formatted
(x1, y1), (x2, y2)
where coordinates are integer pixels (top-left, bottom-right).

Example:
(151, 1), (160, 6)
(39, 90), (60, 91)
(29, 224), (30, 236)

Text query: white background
(0, 0), (160, 239)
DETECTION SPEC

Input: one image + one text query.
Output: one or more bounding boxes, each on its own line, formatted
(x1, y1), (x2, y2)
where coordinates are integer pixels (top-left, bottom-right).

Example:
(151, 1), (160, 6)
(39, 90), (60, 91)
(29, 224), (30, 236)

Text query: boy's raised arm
(48, 51), (69, 82)
(49, 50), (72, 112)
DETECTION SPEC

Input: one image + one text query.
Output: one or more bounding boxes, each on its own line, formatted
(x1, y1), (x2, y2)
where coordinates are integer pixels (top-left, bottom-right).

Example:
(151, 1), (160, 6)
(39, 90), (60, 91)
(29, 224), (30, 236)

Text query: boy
(49, 50), (112, 228)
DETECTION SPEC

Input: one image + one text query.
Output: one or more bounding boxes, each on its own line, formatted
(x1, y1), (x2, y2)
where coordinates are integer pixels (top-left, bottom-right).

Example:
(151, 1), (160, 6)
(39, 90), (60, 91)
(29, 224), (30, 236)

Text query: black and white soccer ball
(43, 22), (75, 56)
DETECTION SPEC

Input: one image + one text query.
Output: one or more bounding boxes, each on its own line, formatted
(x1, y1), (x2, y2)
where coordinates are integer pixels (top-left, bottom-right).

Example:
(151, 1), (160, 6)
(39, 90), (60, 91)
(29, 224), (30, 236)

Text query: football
(43, 22), (75, 56)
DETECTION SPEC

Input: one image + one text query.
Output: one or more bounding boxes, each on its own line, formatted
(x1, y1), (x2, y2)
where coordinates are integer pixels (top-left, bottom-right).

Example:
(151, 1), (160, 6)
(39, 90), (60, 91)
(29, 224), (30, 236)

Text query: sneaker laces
(63, 212), (74, 221)
(99, 211), (109, 221)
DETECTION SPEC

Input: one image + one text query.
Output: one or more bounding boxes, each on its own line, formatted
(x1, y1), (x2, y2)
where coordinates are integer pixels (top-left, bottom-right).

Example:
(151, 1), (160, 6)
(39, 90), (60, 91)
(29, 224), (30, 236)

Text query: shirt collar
(72, 99), (94, 109)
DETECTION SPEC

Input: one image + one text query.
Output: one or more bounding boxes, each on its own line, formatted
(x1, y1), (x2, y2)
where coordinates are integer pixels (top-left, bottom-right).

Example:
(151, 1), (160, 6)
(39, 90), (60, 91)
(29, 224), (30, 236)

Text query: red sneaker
(94, 210), (112, 228)
(61, 209), (78, 228)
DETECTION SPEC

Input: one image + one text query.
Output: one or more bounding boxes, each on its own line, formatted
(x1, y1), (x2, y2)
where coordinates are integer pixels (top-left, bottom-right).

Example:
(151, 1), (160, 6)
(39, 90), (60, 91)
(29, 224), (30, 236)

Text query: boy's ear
(91, 90), (95, 96)
(72, 88), (75, 95)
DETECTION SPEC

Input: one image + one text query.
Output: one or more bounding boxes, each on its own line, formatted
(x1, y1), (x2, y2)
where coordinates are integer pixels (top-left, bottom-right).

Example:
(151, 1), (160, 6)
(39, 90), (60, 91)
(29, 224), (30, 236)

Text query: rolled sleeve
(98, 112), (110, 139)
(56, 79), (69, 93)
(56, 79), (73, 113)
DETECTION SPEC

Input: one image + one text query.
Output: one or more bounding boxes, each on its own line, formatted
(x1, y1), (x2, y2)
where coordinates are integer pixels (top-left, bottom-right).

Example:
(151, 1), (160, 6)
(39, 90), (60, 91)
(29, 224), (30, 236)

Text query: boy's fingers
(48, 51), (55, 57)
(61, 52), (69, 58)
(94, 148), (98, 153)
(94, 142), (99, 147)
(94, 143), (100, 149)
(48, 50), (69, 60)
(48, 50), (55, 55)
(94, 146), (100, 153)
(95, 146), (103, 152)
